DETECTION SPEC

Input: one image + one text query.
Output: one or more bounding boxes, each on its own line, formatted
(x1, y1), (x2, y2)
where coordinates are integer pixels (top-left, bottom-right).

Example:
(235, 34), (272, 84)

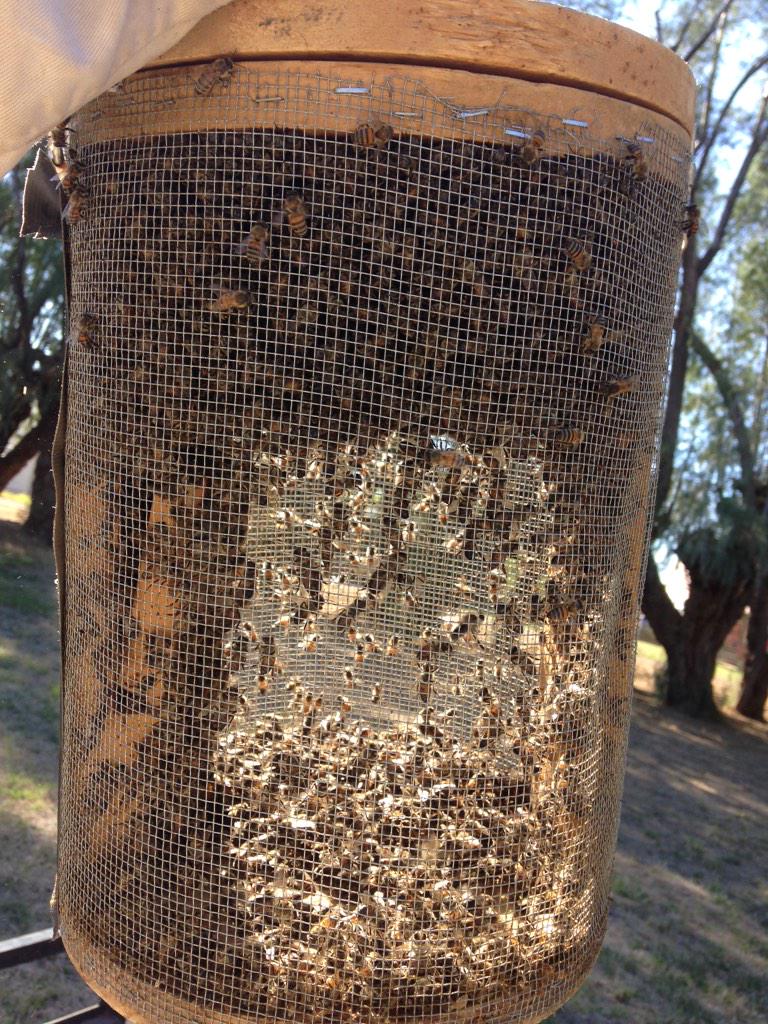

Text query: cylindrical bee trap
(54, 2), (695, 1022)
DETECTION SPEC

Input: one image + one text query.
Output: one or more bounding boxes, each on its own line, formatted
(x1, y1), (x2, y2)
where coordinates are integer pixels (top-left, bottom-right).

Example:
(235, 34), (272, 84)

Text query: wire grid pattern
(59, 64), (689, 1024)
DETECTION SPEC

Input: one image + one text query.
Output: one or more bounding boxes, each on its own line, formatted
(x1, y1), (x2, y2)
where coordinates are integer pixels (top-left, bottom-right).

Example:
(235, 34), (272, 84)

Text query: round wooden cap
(148, 0), (696, 135)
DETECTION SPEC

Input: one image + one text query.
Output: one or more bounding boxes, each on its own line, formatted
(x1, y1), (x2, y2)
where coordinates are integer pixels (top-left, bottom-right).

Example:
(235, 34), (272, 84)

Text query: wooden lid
(148, 0), (696, 135)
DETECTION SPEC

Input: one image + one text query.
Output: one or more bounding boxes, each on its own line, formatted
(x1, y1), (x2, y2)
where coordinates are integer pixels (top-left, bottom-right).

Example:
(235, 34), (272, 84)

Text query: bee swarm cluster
(60, 75), (685, 1024)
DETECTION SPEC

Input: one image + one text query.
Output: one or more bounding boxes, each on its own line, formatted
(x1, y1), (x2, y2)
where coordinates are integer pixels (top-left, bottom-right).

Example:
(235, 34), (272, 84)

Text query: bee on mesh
(193, 57), (235, 96)
(545, 594), (583, 623)
(563, 237), (592, 272)
(282, 192), (309, 237)
(223, 620), (259, 673)
(581, 314), (608, 354)
(385, 634), (401, 657)
(552, 424), (585, 447)
(681, 202), (700, 238)
(73, 313), (99, 350)
(424, 434), (468, 470)
(597, 374), (639, 398)
(63, 185), (89, 226)
(209, 287), (251, 313)
(622, 139), (649, 182)
(354, 121), (394, 150)
(239, 221), (270, 264)
(48, 122), (68, 170)
(442, 610), (485, 648)
(53, 154), (86, 196)
(258, 631), (284, 682)
(518, 128), (545, 168)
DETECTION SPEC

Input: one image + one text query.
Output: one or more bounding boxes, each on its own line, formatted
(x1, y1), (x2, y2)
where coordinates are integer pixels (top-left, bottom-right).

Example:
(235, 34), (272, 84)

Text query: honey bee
(426, 440), (466, 470)
(300, 633), (319, 653)
(445, 532), (465, 555)
(623, 141), (648, 181)
(305, 459), (324, 481)
(259, 632), (284, 677)
(444, 610), (485, 646)
(193, 56), (235, 96)
(371, 681), (382, 704)
(546, 596), (583, 622)
(262, 561), (275, 582)
(241, 221), (269, 264)
(283, 192), (309, 238)
(363, 633), (381, 655)
(563, 237), (592, 272)
(361, 546), (381, 567)
(582, 314), (608, 354)
(48, 122), (68, 169)
(385, 634), (401, 657)
(682, 203), (700, 238)
(437, 504), (449, 527)
(63, 186), (88, 225)
(257, 675), (270, 694)
(472, 705), (502, 748)
(417, 665), (433, 704)
(354, 122), (394, 150)
(519, 129), (545, 168)
(401, 521), (417, 544)
(553, 425), (585, 446)
(343, 666), (356, 688)
(349, 517), (370, 539)
(74, 313), (99, 349)
(354, 643), (366, 665)
(274, 507), (301, 528)
(597, 374), (639, 398)
(209, 288), (251, 313)
(403, 588), (419, 609)
(346, 625), (360, 644)
(224, 621), (259, 671)
(55, 156), (85, 195)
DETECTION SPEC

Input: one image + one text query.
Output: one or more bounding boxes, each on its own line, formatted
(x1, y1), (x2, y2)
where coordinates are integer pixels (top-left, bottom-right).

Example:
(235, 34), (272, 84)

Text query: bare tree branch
(698, 95), (768, 276)
(669, 7), (697, 53)
(690, 329), (756, 506)
(694, 53), (768, 189)
(655, 7), (665, 44)
(683, 0), (736, 63)
(696, 7), (729, 156)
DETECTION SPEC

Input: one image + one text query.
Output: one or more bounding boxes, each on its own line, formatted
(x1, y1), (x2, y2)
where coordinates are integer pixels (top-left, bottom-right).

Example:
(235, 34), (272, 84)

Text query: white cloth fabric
(0, 0), (232, 175)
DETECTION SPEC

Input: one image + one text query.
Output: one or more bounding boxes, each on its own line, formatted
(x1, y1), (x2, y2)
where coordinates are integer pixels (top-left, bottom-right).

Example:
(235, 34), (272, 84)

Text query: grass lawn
(0, 517), (766, 1024)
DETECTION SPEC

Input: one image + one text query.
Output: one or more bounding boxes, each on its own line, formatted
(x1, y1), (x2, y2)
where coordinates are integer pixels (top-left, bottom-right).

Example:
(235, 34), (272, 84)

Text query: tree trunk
(22, 432), (55, 544)
(0, 404), (59, 493)
(738, 576), (768, 721)
(665, 580), (749, 718)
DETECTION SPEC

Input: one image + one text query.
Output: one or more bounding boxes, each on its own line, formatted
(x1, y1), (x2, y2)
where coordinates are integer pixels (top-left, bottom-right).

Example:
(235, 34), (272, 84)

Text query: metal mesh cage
(57, 62), (689, 1024)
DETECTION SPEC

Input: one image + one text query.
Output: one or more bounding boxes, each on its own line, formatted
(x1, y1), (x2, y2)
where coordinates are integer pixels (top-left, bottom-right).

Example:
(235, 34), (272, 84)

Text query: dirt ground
(0, 518), (765, 1024)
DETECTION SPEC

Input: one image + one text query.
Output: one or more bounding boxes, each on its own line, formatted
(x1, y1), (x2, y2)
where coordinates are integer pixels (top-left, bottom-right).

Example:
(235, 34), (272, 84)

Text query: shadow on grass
(548, 695), (768, 1024)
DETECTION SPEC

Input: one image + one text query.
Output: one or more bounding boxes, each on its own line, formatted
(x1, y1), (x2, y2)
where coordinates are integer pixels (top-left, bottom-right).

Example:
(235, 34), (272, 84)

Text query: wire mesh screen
(58, 64), (689, 1024)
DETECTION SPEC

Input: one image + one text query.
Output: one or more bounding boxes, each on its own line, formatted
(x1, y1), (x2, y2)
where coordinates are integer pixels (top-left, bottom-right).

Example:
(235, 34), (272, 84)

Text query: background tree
(0, 158), (64, 543)
(639, 0), (768, 717)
